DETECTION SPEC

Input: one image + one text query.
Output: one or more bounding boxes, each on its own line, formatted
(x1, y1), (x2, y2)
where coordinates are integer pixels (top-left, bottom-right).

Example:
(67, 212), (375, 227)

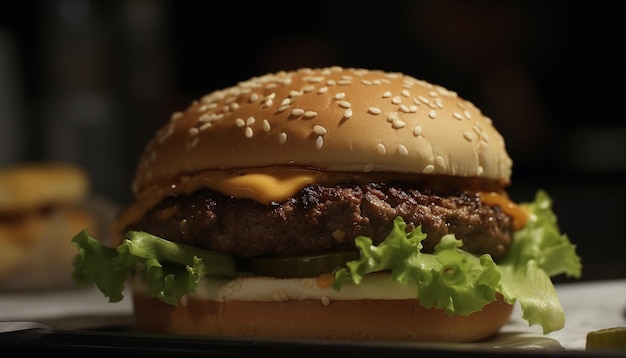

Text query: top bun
(0, 163), (89, 212)
(133, 67), (512, 196)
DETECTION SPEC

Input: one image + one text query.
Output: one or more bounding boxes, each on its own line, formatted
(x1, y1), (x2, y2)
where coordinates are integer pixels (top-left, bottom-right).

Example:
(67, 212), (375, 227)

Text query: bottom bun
(132, 287), (513, 342)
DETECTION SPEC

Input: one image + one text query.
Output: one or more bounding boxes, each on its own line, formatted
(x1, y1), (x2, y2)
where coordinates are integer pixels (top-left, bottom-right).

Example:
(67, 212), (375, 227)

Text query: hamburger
(72, 67), (581, 342)
(0, 163), (95, 290)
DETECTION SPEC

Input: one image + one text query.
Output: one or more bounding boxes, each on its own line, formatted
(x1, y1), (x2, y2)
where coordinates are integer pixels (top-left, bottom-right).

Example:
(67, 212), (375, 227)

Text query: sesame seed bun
(132, 66), (512, 198)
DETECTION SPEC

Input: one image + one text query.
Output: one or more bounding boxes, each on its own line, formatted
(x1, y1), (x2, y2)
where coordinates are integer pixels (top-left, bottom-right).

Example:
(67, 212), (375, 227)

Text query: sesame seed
(413, 125), (423, 136)
(435, 98), (443, 108)
(344, 108), (353, 119)
(262, 119), (271, 132)
(245, 127), (253, 138)
(190, 137), (199, 149)
(464, 110), (472, 120)
(291, 108), (305, 116)
(463, 131), (476, 142)
(157, 127), (173, 143)
(235, 118), (245, 127)
(249, 93), (259, 102)
(392, 96), (402, 105)
(398, 144), (409, 155)
(276, 105), (289, 113)
(279, 132), (287, 145)
(188, 127), (199, 136)
(317, 87), (328, 94)
(423, 164), (435, 174)
(435, 155), (446, 167)
(376, 143), (387, 155)
(392, 119), (406, 128)
(230, 102), (239, 111)
(338, 100), (351, 108)
(199, 122), (212, 131)
(197, 104), (208, 113)
(387, 112), (399, 123)
(401, 89), (410, 97)
(315, 136), (324, 149)
(321, 296), (330, 306)
(399, 104), (410, 113)
(428, 110), (437, 119)
(412, 98), (422, 106)
(418, 95), (430, 104)
(361, 79), (373, 85)
(327, 79), (336, 86)
(453, 112), (463, 120)
(429, 91), (439, 97)
(334, 92), (346, 100)
(171, 112), (183, 121)
(337, 79), (352, 85)
(382, 91), (392, 98)
(246, 116), (255, 126)
(477, 166), (484, 176)
(313, 125), (327, 135)
(304, 111), (318, 119)
(368, 107), (382, 115)
(289, 90), (301, 97)
(302, 85), (315, 93)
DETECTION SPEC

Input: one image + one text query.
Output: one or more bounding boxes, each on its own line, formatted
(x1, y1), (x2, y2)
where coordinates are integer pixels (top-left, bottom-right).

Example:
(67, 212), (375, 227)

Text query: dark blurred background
(1, 0), (624, 282)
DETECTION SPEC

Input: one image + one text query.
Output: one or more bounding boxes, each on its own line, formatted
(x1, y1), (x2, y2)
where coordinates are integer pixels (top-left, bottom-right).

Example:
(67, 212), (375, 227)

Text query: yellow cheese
(210, 170), (323, 204)
(478, 191), (528, 230)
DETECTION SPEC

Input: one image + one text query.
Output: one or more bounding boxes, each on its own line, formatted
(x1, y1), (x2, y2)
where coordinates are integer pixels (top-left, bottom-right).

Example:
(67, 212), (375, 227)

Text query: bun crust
(132, 292), (513, 342)
(133, 67), (511, 197)
(0, 163), (89, 212)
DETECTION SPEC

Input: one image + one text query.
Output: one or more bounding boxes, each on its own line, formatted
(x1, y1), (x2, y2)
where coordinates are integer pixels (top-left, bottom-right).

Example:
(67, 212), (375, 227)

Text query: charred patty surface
(127, 183), (514, 260)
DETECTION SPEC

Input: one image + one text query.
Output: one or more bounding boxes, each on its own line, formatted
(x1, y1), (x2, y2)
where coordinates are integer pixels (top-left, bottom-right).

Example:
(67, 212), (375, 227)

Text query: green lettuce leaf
(72, 230), (236, 304)
(332, 190), (581, 333)
(333, 218), (501, 316)
(497, 190), (582, 333)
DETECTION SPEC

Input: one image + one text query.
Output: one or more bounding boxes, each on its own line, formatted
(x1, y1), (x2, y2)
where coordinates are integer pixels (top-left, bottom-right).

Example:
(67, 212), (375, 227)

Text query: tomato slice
(251, 251), (359, 278)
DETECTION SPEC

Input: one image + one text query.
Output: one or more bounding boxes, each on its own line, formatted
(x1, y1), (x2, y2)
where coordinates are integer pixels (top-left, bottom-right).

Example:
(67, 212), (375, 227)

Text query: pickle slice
(251, 251), (359, 278)
(586, 327), (626, 350)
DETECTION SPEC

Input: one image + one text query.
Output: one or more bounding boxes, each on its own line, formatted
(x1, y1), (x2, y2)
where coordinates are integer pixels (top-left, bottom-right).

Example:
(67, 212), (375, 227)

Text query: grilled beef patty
(126, 182), (514, 260)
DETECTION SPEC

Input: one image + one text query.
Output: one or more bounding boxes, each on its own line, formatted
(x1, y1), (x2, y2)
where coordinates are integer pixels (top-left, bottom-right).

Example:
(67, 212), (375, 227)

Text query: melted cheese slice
(209, 170), (323, 204)
(478, 192), (528, 230)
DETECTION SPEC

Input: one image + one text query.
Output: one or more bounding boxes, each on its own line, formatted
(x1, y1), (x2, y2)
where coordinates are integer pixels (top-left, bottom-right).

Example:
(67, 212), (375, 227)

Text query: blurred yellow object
(0, 163), (88, 212)
(0, 163), (96, 290)
(586, 327), (626, 350)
